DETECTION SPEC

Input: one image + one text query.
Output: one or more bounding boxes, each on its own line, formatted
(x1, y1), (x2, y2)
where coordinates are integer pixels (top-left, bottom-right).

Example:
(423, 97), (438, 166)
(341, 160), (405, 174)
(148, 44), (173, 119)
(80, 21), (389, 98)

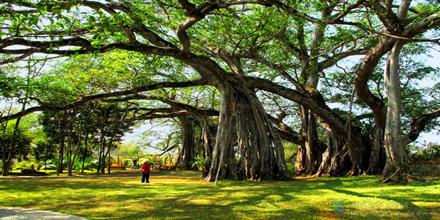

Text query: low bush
(20, 169), (46, 176)
(409, 144), (440, 161)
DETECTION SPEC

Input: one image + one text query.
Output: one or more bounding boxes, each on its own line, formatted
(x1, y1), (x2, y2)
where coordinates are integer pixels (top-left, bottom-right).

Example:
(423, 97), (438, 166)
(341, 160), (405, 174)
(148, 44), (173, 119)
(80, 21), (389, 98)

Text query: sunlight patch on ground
(1, 172), (439, 219)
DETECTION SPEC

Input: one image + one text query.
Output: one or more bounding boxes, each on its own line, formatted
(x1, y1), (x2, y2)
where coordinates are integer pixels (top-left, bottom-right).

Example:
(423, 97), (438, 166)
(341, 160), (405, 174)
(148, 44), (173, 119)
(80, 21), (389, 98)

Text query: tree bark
(315, 130), (333, 177)
(67, 142), (73, 176)
(103, 138), (113, 174)
(177, 115), (195, 169)
(383, 42), (409, 180)
(299, 106), (321, 175)
(81, 158), (86, 174)
(382, 0), (413, 182)
(97, 132), (106, 174)
(317, 126), (352, 176)
(206, 81), (290, 181)
(199, 117), (213, 175)
(56, 136), (65, 176)
(205, 84), (235, 182)
(247, 76), (370, 176)
(367, 127), (386, 174)
(107, 145), (111, 174)
(295, 145), (306, 174)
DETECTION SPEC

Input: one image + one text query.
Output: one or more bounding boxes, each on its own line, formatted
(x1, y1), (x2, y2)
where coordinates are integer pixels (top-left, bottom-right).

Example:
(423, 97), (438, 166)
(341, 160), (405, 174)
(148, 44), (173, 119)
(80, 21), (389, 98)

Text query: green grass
(1, 171), (439, 220)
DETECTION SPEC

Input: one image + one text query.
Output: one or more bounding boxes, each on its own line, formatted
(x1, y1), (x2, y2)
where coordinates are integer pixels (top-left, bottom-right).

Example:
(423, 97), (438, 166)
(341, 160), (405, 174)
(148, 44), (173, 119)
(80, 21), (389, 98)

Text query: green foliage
(0, 74), (22, 98)
(117, 143), (144, 159)
(78, 146), (93, 162)
(0, 130), (32, 161)
(41, 102), (134, 153)
(32, 141), (56, 164)
(191, 155), (207, 171)
(283, 141), (297, 162)
(14, 160), (37, 170)
(73, 158), (93, 171)
(408, 144), (440, 161)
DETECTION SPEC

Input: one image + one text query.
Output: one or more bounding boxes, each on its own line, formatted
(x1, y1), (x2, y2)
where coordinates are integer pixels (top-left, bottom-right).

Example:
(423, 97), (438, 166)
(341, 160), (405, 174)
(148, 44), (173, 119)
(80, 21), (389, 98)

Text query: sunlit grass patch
(1, 172), (439, 219)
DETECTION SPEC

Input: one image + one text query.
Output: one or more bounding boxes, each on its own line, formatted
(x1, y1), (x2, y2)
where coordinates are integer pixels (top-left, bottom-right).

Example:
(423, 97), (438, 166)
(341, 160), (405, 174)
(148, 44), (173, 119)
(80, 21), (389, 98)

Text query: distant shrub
(14, 161), (37, 170)
(20, 169), (46, 176)
(20, 169), (37, 174)
(191, 156), (206, 171)
(408, 144), (440, 161)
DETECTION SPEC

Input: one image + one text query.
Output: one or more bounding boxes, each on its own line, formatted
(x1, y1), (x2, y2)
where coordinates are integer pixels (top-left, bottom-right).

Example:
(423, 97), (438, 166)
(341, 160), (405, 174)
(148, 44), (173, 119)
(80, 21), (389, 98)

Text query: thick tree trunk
(177, 116), (195, 169)
(206, 82), (289, 181)
(299, 106), (321, 175)
(367, 127), (386, 174)
(247, 76), (373, 177)
(295, 145), (306, 174)
(383, 42), (409, 180)
(237, 89), (289, 180)
(314, 121), (371, 177)
(200, 117), (214, 176)
(294, 18), (329, 177)
(381, 0), (413, 181)
(2, 157), (12, 176)
(315, 129), (335, 176)
(346, 131), (365, 176)
(315, 144), (331, 177)
(3, 138), (14, 176)
(317, 127), (348, 176)
(205, 84), (235, 182)
(3, 135), (15, 176)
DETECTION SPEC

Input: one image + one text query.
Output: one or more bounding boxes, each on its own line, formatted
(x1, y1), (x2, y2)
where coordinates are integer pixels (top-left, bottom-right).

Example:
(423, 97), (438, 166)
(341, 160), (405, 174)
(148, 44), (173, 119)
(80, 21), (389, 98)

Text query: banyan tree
(1, 0), (440, 182)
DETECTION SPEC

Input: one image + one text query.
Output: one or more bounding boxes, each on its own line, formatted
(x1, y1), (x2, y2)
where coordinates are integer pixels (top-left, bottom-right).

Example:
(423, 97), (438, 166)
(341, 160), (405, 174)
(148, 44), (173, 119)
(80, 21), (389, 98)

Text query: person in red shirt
(141, 161), (150, 183)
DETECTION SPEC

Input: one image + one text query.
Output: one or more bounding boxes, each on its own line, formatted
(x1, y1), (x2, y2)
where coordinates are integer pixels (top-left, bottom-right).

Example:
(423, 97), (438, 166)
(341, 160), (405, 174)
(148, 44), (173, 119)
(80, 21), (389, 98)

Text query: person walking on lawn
(141, 161), (150, 184)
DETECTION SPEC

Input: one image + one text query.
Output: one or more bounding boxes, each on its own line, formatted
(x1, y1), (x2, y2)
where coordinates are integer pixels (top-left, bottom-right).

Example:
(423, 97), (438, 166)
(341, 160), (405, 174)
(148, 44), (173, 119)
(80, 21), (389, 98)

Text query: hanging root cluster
(235, 92), (289, 180)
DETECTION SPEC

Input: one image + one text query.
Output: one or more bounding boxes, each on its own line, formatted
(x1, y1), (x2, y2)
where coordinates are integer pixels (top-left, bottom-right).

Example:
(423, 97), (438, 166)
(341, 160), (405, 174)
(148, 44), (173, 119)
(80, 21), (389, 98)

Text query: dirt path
(0, 207), (86, 220)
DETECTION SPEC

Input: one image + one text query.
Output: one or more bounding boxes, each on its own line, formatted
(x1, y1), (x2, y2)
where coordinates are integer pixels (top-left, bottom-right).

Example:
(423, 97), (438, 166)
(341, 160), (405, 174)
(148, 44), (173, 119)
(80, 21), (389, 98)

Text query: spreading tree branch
(0, 79), (209, 122)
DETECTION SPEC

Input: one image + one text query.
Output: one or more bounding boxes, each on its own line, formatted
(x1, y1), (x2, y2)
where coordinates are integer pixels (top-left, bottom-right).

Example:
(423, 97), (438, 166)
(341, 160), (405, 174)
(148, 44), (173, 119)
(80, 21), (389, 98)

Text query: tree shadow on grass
(264, 177), (440, 219)
(313, 177), (440, 219)
(86, 185), (321, 220)
(2, 175), (439, 219)
(0, 177), (140, 192)
(35, 180), (322, 219)
(330, 188), (439, 220)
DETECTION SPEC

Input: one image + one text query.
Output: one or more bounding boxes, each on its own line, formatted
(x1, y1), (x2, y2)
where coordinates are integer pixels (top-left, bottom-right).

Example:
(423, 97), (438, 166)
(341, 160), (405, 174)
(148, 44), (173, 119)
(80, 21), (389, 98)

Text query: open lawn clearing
(1, 172), (439, 219)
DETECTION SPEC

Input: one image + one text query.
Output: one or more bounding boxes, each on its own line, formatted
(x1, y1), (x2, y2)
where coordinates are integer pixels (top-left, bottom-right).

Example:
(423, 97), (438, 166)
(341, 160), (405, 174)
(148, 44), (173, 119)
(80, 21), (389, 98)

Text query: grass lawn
(1, 171), (439, 220)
